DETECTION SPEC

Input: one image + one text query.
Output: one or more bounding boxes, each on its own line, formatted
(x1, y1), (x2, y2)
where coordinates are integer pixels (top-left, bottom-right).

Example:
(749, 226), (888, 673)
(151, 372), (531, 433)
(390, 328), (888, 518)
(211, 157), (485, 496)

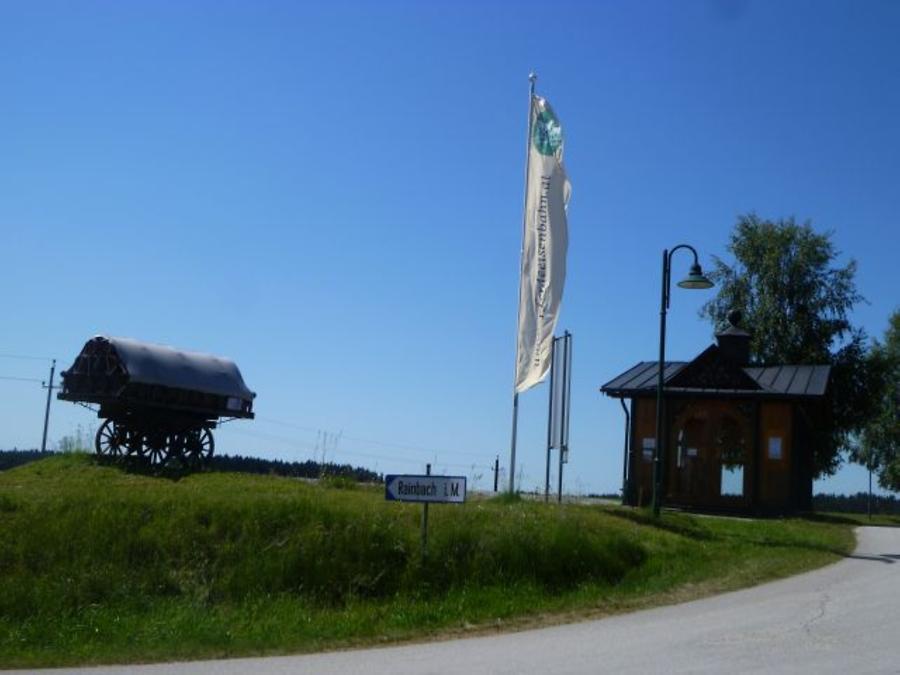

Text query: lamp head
(677, 263), (714, 290)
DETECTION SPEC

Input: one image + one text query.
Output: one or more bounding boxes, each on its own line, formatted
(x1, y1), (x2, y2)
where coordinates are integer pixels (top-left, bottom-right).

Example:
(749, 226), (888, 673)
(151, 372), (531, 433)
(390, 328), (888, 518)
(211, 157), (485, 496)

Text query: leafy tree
(701, 214), (879, 477)
(854, 311), (900, 491)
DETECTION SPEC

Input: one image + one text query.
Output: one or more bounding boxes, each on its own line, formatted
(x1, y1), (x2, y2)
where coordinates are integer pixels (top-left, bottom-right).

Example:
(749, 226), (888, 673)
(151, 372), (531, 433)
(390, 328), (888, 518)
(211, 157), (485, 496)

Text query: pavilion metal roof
(601, 361), (830, 398)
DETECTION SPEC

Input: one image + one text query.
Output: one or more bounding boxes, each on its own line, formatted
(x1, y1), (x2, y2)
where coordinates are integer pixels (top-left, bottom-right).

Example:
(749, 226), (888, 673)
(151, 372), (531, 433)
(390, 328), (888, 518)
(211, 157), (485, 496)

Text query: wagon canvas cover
(59, 335), (255, 417)
(107, 337), (254, 401)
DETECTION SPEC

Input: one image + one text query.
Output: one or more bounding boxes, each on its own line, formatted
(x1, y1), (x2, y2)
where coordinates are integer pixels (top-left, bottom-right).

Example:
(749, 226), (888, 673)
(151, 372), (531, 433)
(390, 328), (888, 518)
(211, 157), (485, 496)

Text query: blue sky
(1, 0), (897, 496)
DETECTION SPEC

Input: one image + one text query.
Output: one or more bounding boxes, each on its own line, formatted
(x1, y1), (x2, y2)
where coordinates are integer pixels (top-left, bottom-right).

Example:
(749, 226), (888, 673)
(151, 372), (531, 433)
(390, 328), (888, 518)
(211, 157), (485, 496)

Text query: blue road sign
(384, 474), (466, 503)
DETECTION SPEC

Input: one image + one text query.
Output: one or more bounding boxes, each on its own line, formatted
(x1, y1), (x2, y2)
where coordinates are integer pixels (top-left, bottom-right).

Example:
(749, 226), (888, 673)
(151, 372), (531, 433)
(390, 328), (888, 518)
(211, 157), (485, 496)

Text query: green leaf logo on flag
(532, 102), (563, 156)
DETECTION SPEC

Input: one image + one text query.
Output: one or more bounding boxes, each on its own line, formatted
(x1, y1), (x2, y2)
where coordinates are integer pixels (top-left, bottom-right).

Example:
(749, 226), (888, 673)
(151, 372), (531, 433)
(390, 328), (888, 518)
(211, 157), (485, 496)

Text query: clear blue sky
(1, 0), (897, 496)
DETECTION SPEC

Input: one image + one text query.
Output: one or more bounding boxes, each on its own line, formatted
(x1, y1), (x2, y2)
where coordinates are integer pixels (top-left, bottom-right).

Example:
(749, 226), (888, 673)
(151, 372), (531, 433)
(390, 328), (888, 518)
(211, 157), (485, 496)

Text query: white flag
(515, 95), (571, 393)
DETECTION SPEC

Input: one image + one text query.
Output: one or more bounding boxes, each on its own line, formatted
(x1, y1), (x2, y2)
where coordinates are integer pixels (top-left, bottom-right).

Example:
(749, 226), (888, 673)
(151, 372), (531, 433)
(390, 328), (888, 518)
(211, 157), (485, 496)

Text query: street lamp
(653, 245), (714, 517)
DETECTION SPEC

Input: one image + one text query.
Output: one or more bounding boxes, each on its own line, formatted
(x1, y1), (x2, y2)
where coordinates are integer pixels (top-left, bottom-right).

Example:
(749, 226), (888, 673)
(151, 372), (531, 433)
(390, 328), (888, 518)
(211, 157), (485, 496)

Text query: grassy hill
(0, 454), (855, 668)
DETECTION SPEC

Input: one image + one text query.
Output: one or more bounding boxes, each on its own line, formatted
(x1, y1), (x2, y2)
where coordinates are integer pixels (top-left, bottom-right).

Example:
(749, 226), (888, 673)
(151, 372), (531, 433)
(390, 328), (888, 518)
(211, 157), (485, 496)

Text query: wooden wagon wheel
(168, 432), (186, 464)
(124, 427), (144, 457)
(182, 426), (215, 468)
(95, 419), (126, 457)
(144, 430), (170, 466)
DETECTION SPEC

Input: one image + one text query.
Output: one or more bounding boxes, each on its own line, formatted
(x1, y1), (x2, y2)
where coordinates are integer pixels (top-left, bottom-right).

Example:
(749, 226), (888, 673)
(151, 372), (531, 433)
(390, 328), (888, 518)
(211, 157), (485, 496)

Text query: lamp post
(653, 245), (713, 517)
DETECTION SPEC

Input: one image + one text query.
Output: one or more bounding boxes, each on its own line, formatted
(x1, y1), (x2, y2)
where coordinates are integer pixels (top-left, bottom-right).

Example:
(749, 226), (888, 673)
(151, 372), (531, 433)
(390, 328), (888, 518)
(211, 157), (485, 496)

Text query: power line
(329, 447), (490, 471)
(227, 427), (317, 450)
(1, 358), (57, 453)
(228, 427), (422, 465)
(5, 365), (496, 471)
(256, 414), (489, 459)
(340, 432), (488, 459)
(0, 353), (54, 362)
(224, 426), (492, 471)
(255, 416), (319, 433)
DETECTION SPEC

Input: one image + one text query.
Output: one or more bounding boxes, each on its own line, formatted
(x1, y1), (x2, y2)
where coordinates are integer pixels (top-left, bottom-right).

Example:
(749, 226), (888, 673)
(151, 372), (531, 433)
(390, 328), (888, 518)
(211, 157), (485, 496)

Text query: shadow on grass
(801, 512), (861, 525)
(725, 535), (850, 557)
(93, 455), (195, 482)
(603, 507), (715, 541)
(801, 512), (900, 528)
(604, 506), (853, 557)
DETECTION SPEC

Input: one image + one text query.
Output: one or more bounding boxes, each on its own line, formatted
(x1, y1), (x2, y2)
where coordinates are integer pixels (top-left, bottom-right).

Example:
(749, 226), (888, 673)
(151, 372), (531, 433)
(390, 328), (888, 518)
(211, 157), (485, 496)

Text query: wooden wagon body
(58, 336), (256, 466)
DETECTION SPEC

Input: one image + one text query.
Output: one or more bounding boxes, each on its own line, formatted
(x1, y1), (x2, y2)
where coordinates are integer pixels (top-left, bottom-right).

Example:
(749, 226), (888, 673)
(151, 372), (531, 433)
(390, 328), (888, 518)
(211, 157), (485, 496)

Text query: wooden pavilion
(600, 316), (830, 515)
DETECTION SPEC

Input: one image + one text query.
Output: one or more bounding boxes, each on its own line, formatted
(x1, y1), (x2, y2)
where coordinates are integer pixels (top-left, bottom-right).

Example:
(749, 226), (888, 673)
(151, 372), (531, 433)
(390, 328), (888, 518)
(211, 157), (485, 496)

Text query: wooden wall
(628, 398), (656, 506)
(757, 402), (793, 511)
(625, 396), (805, 514)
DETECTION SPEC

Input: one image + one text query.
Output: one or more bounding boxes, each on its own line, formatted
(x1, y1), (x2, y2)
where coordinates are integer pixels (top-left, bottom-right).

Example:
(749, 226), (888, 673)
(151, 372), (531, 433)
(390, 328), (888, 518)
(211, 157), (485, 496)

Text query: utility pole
(41, 359), (56, 453)
(493, 456), (499, 492)
(868, 461), (873, 521)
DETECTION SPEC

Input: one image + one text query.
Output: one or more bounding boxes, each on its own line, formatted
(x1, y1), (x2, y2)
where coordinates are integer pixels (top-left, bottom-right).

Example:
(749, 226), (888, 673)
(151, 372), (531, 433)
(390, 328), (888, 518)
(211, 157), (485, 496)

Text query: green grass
(0, 454), (855, 668)
(804, 511), (900, 527)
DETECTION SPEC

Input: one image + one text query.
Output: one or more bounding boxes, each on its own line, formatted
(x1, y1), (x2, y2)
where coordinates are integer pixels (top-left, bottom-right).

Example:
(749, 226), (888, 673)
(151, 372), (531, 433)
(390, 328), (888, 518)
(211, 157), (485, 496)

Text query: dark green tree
(701, 214), (879, 477)
(854, 311), (900, 491)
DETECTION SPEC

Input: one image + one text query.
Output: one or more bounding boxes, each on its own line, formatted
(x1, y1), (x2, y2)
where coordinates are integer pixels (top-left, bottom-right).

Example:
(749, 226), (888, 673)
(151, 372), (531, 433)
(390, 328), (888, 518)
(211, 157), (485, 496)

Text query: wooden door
(667, 400), (752, 509)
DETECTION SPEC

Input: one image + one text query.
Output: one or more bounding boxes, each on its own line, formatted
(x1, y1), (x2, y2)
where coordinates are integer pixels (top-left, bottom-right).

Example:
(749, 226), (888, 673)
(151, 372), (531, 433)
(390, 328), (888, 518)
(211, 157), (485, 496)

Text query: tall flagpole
(509, 71), (537, 493)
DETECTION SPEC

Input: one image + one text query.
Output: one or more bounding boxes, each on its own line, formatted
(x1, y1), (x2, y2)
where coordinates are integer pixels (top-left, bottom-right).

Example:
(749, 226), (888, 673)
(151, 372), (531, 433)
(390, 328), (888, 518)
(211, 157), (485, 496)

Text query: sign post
(385, 468), (467, 558)
(422, 464), (430, 557)
(545, 331), (573, 502)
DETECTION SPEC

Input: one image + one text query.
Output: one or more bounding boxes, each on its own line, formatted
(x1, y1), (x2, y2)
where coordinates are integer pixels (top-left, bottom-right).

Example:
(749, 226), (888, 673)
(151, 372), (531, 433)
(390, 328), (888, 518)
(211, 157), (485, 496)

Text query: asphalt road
(34, 526), (900, 675)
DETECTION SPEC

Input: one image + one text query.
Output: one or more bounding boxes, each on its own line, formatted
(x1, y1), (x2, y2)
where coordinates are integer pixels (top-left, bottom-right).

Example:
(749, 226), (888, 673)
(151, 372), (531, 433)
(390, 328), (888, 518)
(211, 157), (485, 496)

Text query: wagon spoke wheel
(183, 427), (215, 468)
(144, 430), (170, 466)
(124, 428), (144, 457)
(168, 432), (186, 464)
(95, 419), (126, 457)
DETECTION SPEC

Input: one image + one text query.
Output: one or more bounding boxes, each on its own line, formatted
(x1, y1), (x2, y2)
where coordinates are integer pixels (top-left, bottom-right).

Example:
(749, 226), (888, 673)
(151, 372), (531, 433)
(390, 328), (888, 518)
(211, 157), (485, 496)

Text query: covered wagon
(58, 336), (256, 466)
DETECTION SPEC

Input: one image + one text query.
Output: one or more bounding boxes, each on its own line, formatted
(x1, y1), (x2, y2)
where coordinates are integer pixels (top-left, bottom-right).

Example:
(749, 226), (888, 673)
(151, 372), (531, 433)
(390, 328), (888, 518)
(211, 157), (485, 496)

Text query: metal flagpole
(558, 332), (570, 503)
(509, 71), (537, 494)
(544, 335), (556, 502)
